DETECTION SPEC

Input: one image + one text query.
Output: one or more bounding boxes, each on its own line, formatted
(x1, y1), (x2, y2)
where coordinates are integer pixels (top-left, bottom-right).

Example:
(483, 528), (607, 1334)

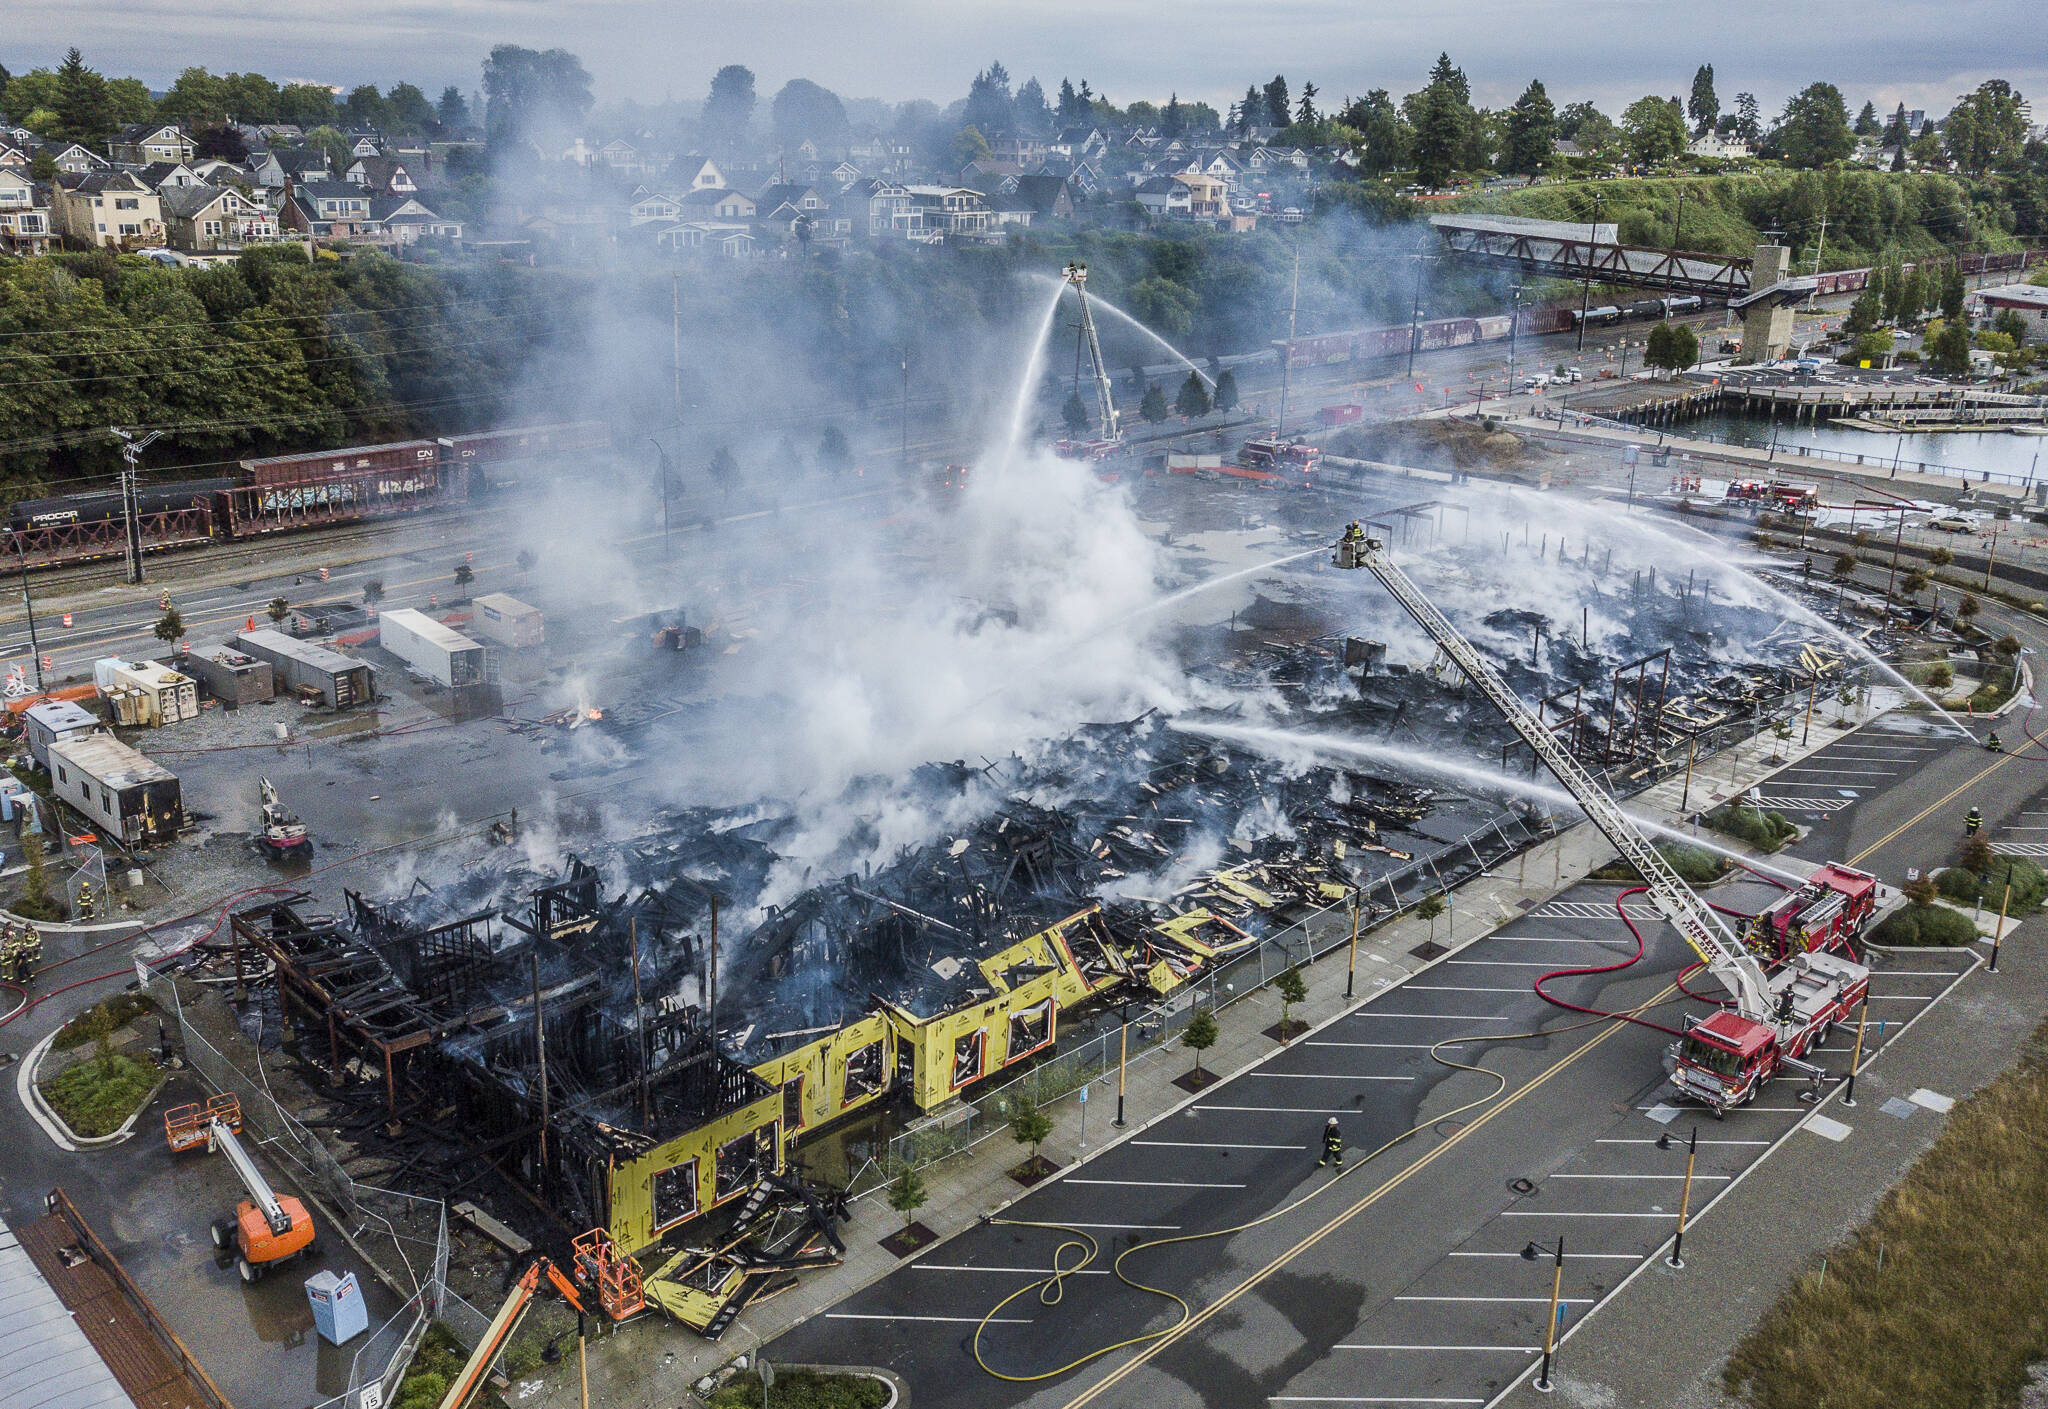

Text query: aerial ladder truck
(1333, 524), (1872, 1115)
(435, 1229), (643, 1409)
(1054, 261), (1124, 460)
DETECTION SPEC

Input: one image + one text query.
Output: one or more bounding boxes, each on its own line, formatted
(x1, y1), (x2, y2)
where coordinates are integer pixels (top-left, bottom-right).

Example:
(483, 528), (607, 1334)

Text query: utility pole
(671, 273), (683, 432)
(900, 347), (910, 470)
(11, 533), (45, 694)
(1406, 253), (1432, 377)
(1806, 216), (1829, 309)
(109, 428), (162, 586)
(1673, 185), (1685, 250)
(1577, 192), (1604, 353)
(1507, 284), (1525, 394)
(1277, 231), (1301, 437)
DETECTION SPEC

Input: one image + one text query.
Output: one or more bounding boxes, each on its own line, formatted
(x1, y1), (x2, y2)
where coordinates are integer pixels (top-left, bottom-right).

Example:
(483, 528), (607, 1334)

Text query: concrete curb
(20, 1026), (166, 1149)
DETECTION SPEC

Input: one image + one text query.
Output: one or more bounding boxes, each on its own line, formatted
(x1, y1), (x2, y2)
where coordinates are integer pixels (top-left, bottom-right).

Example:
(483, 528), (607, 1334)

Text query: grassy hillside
(1440, 170), (2015, 269)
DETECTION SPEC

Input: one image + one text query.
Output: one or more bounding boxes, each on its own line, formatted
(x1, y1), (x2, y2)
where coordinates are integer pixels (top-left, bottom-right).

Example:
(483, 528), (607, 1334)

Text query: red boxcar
(239, 440), (439, 487)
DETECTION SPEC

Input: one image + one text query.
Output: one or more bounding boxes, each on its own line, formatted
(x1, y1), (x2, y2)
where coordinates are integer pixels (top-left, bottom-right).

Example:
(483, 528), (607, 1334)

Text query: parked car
(1928, 515), (1979, 534)
(1557, 368), (1584, 384)
(1522, 374), (1551, 390)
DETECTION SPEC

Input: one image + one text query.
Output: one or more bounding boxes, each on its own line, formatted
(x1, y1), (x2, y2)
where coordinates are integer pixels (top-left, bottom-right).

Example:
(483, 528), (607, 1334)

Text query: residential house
(1176, 171), (1229, 221)
(1133, 176), (1192, 221)
(1050, 127), (1109, 160)
(346, 156), (420, 197)
(828, 160), (863, 187)
(0, 167), (53, 253)
(1039, 158), (1100, 195)
(628, 192), (686, 226)
(282, 179), (376, 240)
(1201, 152), (1244, 182)
(861, 180), (915, 237)
(0, 142), (31, 170)
(137, 161), (204, 191)
(654, 222), (755, 257)
(754, 183), (826, 221)
(52, 169), (163, 248)
(1971, 284), (2048, 343)
(346, 133), (383, 159)
(987, 193), (1037, 227)
(902, 185), (993, 237)
(678, 186), (756, 220)
(370, 195), (461, 245)
(109, 123), (194, 165)
(1686, 132), (1751, 160)
(35, 141), (109, 176)
(189, 159), (254, 186)
(673, 157), (728, 191)
(599, 138), (649, 176)
(251, 147), (331, 189)
(1009, 173), (1073, 221)
(989, 135), (1048, 166)
(161, 184), (277, 252)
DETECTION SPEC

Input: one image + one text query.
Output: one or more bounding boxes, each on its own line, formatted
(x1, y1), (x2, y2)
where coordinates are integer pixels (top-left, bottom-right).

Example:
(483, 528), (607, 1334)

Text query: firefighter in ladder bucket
(1320, 1116), (1345, 1168)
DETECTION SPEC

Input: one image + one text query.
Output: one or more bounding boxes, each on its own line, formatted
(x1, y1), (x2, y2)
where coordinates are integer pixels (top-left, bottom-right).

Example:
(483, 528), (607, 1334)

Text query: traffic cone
(246, 616), (256, 632)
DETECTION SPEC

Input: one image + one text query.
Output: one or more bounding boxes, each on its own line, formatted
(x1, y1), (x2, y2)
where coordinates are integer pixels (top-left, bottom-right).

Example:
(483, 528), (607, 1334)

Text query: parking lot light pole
(1345, 894), (1361, 999)
(1113, 1021), (1128, 1127)
(1522, 1236), (1566, 1392)
(1841, 988), (1871, 1106)
(1656, 1126), (1699, 1269)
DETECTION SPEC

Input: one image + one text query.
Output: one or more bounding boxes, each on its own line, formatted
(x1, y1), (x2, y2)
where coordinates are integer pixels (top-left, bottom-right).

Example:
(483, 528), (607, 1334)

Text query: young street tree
(1416, 892), (1447, 941)
(886, 1164), (928, 1230)
(1009, 1093), (1054, 1167)
(153, 606), (184, 645)
(1182, 1005), (1218, 1079)
(267, 596), (290, 623)
(1275, 965), (1308, 1039)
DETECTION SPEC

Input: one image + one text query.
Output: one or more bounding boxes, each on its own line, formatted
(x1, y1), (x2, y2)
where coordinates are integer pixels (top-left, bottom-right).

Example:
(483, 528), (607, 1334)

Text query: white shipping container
(469, 593), (545, 649)
(102, 660), (199, 726)
(48, 733), (183, 845)
(378, 608), (486, 688)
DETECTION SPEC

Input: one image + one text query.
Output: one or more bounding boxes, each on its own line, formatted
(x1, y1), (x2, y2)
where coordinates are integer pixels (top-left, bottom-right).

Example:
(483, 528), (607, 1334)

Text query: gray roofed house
(0, 1211), (132, 1409)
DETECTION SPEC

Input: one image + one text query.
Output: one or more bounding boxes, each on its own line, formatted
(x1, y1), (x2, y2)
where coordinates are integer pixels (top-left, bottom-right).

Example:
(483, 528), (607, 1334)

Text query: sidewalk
(545, 705), (1887, 1405)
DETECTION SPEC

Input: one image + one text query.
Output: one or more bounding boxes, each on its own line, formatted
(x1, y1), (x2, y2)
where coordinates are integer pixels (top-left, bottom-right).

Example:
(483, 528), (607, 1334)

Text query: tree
(1832, 552), (1858, 578)
(1160, 93), (1186, 138)
(437, 86), (470, 129)
(385, 83), (436, 134)
(1263, 75), (1291, 129)
(1731, 92), (1763, 146)
(1501, 79), (1556, 175)
(195, 125), (250, 162)
(1015, 77), (1051, 134)
(1961, 835), (1995, 874)
(1854, 100), (1881, 137)
(1843, 287), (1881, 335)
(103, 77), (154, 126)
(1175, 371), (1211, 419)
(1140, 383), (1169, 425)
(1557, 100), (1619, 155)
(1342, 88), (1411, 173)
(363, 578), (385, 606)
(1295, 81), (1320, 128)
(818, 424), (851, 471)
(1994, 309), (2029, 344)
(267, 595), (290, 623)
(343, 84), (393, 132)
(1777, 82), (1855, 167)
(1274, 965), (1307, 1039)
(944, 123), (992, 171)
(772, 79), (849, 150)
(277, 83), (338, 129)
(481, 45), (592, 145)
(1181, 1005), (1218, 1078)
(1645, 321), (1696, 373)
(1944, 80), (2029, 173)
(1901, 874), (1938, 907)
(1929, 547), (1954, 569)
(1057, 77), (1091, 125)
(1008, 1093), (1053, 1166)
(964, 62), (1014, 137)
(1236, 84), (1262, 135)
(1940, 264), (1967, 323)
(1416, 893), (1446, 940)
(0, 62), (10, 115)
(1407, 55), (1476, 187)
(1620, 95), (1688, 166)
(53, 49), (113, 145)
(453, 562), (475, 593)
(886, 1164), (927, 1229)
(1897, 266), (1928, 323)
(153, 606), (184, 645)
(1199, 370), (1235, 419)
(1061, 390), (1089, 436)
(1927, 318), (1974, 375)
(1688, 65), (1718, 136)
(1901, 570), (1929, 596)
(18, 833), (62, 922)
(1958, 593), (1981, 623)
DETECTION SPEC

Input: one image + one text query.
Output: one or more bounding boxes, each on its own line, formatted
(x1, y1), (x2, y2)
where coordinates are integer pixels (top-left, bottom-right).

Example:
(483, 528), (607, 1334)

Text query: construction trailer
(22, 699), (104, 770)
(97, 659), (199, 727)
(232, 629), (375, 708)
(47, 733), (183, 844)
(377, 608), (487, 687)
(469, 593), (545, 649)
(185, 646), (275, 706)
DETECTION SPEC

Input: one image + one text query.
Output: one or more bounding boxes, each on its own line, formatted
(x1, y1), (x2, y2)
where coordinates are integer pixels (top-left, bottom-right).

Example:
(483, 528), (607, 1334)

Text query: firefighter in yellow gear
(75, 879), (95, 918)
(1987, 731), (2003, 753)
(1966, 807), (1983, 836)
(1320, 1116), (1345, 1167)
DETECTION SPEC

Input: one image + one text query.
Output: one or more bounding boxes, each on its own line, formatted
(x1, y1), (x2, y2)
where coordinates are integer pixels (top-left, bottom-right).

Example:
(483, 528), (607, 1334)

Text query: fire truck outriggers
(1333, 523), (1877, 1115)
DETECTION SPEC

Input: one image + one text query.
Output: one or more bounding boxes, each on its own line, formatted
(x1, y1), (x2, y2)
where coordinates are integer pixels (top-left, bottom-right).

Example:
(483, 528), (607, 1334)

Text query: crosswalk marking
(1530, 900), (1658, 920)
(1753, 795), (1854, 812)
(1994, 842), (2048, 857)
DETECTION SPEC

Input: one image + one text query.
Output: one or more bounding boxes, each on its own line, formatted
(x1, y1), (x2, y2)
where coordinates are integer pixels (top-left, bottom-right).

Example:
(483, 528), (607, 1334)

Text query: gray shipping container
(232, 629), (376, 708)
(377, 608), (486, 688)
(187, 647), (276, 706)
(48, 733), (184, 845)
(23, 699), (104, 770)
(469, 593), (545, 649)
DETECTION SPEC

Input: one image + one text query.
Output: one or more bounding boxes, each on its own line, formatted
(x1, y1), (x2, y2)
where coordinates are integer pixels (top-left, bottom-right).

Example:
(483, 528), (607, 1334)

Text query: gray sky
(8, 0), (2039, 119)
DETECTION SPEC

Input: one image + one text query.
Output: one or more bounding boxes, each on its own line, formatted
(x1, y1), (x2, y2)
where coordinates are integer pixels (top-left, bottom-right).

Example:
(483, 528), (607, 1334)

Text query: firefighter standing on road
(1987, 731), (2003, 753)
(1966, 806), (1984, 836)
(1320, 1116), (1344, 1168)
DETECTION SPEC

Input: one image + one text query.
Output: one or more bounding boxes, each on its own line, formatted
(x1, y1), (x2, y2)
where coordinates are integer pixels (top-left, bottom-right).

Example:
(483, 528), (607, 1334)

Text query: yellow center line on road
(1847, 745), (2038, 867)
(1058, 985), (1674, 1409)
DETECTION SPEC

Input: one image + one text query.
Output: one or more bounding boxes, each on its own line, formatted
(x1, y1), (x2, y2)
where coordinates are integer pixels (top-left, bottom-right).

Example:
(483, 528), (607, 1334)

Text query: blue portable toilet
(305, 1269), (369, 1345)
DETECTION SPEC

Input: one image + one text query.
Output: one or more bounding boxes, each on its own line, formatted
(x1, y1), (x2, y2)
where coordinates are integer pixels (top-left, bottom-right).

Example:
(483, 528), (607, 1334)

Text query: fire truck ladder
(1334, 530), (1774, 1023)
(1063, 262), (1121, 442)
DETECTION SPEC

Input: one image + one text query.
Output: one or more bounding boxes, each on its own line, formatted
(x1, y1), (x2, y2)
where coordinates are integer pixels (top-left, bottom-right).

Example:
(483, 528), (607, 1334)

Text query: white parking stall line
(1394, 1295), (1598, 1303)
(1779, 768), (1898, 776)
(914, 1264), (1111, 1276)
(1999, 826), (2048, 831)
(1269, 1399), (1486, 1406)
(1449, 1251), (1641, 1259)
(1247, 1073), (1418, 1082)
(1348, 1013), (1515, 1021)
(1598, 1136), (1768, 1145)
(1131, 1141), (1309, 1150)
(1195, 1105), (1409, 1115)
(1499, 1211), (1679, 1218)
(1307, 1042), (1440, 1050)
(1064, 1178), (1248, 1189)
(1335, 1345), (1537, 1353)
(1531, 901), (1657, 919)
(1447, 959), (1587, 968)
(826, 1312), (1034, 1324)
(1402, 985), (1533, 994)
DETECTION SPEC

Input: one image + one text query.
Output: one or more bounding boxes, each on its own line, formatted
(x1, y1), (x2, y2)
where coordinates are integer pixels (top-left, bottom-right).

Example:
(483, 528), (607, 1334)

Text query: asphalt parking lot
(766, 718), (1986, 1409)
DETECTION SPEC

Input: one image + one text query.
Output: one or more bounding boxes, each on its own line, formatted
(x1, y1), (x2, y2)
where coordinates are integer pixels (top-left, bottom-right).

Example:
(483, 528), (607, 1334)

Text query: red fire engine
(1744, 862), (1878, 962)
(1240, 438), (1321, 479)
(1724, 480), (1819, 513)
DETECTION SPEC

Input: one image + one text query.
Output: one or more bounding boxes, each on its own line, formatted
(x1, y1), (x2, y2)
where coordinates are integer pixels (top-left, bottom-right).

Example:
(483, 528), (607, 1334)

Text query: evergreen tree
(1927, 318), (1973, 375)
(1731, 92), (1762, 145)
(1175, 371), (1211, 418)
(1294, 81), (1319, 128)
(1853, 100), (1880, 137)
(437, 86), (470, 128)
(1502, 79), (1556, 175)
(1897, 266), (1927, 322)
(1140, 383), (1169, 424)
(1014, 76), (1051, 134)
(1687, 64), (1718, 136)
(1776, 82), (1855, 167)
(1883, 102), (1908, 148)
(1263, 75), (1291, 129)
(1408, 54), (1476, 187)
(1162, 93), (1186, 137)
(1061, 390), (1089, 436)
(701, 64), (757, 151)
(1939, 263), (1966, 323)
(1056, 77), (1085, 124)
(1843, 287), (1881, 335)
(1213, 369), (1239, 413)
(153, 606), (184, 645)
(53, 49), (113, 145)
(1237, 84), (1262, 135)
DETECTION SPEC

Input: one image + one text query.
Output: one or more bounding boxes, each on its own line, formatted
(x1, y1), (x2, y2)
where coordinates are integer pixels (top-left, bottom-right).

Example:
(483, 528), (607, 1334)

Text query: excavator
(257, 777), (311, 860)
(165, 1094), (319, 1282)
(1334, 524), (1874, 1115)
(436, 1229), (644, 1409)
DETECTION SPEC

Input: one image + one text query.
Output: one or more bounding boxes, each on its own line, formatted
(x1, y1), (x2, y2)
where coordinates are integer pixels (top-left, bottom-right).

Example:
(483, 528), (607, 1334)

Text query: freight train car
(438, 420), (613, 494)
(1277, 305), (1583, 370)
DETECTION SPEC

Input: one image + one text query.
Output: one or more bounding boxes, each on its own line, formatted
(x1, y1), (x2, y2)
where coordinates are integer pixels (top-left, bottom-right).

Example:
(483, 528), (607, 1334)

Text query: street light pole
(1507, 284), (1524, 397)
(11, 532), (45, 695)
(1113, 1021), (1128, 1127)
(1658, 1126), (1699, 1269)
(1524, 1236), (1567, 1393)
(1576, 193), (1603, 354)
(1344, 894), (1361, 999)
